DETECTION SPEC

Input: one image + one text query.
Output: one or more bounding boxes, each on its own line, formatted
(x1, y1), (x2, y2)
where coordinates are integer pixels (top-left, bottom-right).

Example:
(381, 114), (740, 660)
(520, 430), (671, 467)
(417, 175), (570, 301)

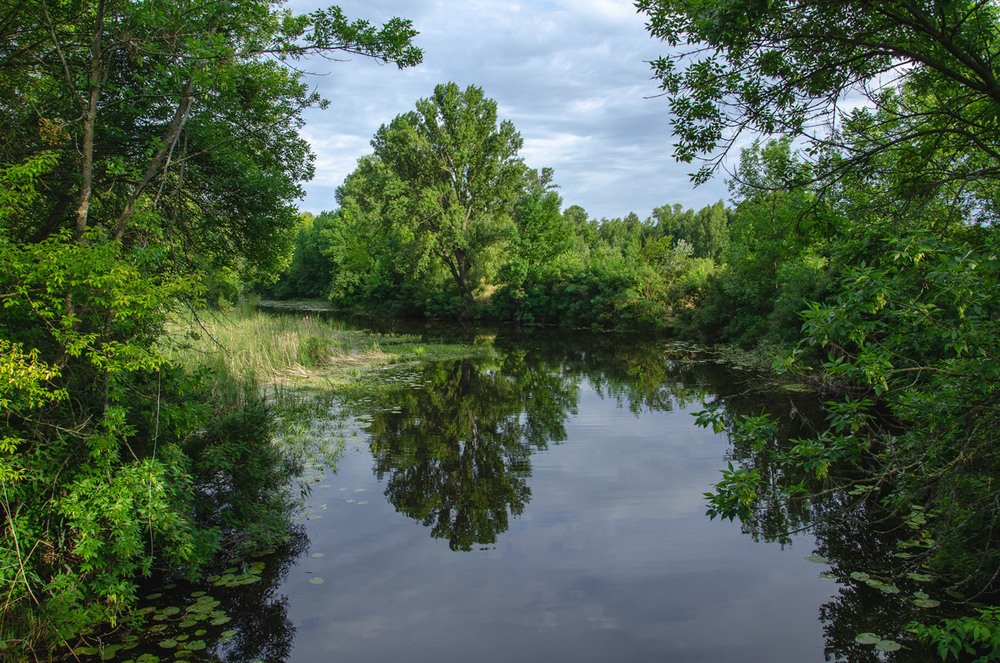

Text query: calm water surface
(115, 324), (949, 663)
(278, 328), (833, 663)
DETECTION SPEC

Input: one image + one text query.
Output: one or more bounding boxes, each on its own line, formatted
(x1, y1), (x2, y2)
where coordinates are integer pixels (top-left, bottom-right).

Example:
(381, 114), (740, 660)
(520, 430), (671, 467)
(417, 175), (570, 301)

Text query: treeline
(264, 193), (731, 332)
(263, 124), (827, 351)
(261, 87), (828, 348)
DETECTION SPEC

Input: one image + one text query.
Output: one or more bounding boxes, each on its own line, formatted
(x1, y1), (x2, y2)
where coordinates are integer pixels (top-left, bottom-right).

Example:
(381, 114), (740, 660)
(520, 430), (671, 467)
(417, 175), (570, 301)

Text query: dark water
(109, 325), (954, 662)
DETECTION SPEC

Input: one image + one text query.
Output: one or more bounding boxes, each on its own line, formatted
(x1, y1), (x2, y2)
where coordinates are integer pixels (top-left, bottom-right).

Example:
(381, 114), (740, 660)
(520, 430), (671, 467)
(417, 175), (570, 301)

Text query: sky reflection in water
(281, 341), (837, 663)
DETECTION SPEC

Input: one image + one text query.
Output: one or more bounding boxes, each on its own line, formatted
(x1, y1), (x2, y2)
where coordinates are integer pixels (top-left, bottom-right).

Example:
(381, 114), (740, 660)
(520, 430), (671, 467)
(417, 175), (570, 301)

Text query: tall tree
(370, 82), (526, 317)
(0, 0), (421, 646)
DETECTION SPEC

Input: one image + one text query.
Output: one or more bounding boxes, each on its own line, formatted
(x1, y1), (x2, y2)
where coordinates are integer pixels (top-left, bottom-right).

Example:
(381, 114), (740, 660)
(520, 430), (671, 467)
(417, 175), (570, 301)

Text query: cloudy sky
(283, 0), (730, 221)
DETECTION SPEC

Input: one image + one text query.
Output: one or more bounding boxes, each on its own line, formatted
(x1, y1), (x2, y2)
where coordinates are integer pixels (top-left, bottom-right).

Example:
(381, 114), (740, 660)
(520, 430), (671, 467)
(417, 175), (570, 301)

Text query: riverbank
(162, 307), (489, 396)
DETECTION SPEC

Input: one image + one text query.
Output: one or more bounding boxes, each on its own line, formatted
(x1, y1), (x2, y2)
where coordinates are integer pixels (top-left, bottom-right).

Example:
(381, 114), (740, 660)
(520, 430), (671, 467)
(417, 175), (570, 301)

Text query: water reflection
(701, 385), (956, 661)
(77, 323), (958, 661)
(356, 334), (732, 553)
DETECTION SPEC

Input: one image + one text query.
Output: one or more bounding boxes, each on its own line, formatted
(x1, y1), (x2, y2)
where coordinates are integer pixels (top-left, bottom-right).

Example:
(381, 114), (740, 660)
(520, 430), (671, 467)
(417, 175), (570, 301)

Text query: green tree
(495, 168), (578, 322)
(636, 0), (1000, 194)
(639, 0), (1000, 613)
(370, 82), (526, 317)
(0, 0), (421, 649)
(651, 200), (729, 260)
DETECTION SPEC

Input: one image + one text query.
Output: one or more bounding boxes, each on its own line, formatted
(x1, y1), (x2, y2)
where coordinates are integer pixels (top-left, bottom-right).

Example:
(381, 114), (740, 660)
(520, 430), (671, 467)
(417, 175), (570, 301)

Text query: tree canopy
(636, 0), (1000, 198)
(367, 82), (526, 316)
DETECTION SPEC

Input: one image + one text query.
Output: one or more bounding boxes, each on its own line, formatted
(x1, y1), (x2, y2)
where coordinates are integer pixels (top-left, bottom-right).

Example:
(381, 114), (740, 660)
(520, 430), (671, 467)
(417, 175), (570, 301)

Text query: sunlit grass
(160, 308), (489, 395)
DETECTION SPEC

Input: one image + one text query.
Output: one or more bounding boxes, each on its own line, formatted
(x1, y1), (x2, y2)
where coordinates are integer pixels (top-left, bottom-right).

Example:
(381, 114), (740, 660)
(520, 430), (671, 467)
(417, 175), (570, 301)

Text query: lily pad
(875, 640), (902, 652)
(310, 553), (326, 558)
(804, 554), (828, 564)
(136, 655), (160, 663)
(818, 572), (838, 580)
(914, 598), (941, 608)
(855, 633), (881, 645)
(158, 639), (178, 649)
(866, 579), (901, 594)
(309, 577), (325, 584)
(907, 572), (934, 582)
(210, 616), (231, 626)
(146, 593), (163, 600)
(850, 571), (870, 581)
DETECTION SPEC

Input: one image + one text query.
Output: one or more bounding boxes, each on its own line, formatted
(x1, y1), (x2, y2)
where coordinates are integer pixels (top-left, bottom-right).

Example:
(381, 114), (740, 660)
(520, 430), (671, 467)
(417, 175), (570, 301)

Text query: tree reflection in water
(87, 327), (961, 661)
(704, 385), (960, 661)
(366, 357), (573, 550)
(360, 332), (723, 552)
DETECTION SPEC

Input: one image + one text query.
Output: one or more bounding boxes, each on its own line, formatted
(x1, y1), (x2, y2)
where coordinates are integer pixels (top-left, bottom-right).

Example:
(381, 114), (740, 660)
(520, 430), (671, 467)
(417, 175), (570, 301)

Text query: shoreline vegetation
(3, 0), (999, 659)
(162, 305), (488, 396)
(3, 307), (489, 659)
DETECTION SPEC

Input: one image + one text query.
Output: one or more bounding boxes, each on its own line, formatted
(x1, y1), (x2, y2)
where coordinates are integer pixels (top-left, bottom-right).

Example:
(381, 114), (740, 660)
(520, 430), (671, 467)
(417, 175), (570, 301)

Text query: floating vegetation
(855, 633), (902, 651)
(865, 579), (900, 594)
(804, 553), (828, 564)
(875, 640), (902, 652)
(309, 577), (325, 584)
(72, 559), (267, 661)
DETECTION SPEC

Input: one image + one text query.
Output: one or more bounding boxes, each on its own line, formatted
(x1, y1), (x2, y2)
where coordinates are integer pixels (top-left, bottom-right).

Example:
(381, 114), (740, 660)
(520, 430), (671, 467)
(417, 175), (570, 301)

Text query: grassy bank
(161, 308), (486, 399)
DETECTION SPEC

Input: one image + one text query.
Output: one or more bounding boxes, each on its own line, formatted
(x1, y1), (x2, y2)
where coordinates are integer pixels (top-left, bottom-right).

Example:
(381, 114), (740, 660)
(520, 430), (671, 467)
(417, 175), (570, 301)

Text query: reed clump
(161, 309), (396, 385)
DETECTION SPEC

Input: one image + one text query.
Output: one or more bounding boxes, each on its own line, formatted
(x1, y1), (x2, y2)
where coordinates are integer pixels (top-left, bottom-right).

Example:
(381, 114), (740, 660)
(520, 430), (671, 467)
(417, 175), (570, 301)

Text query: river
(100, 320), (952, 662)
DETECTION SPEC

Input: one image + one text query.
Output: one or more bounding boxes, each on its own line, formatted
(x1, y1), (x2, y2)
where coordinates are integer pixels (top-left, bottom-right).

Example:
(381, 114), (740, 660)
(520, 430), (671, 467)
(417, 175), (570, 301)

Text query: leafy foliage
(0, 0), (421, 651)
(369, 82), (526, 317)
(634, 3), (1000, 655)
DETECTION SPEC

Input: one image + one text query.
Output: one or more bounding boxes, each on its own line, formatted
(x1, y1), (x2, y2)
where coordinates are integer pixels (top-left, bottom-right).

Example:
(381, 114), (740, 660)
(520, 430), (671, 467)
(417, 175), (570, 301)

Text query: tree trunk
(74, 0), (106, 241)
